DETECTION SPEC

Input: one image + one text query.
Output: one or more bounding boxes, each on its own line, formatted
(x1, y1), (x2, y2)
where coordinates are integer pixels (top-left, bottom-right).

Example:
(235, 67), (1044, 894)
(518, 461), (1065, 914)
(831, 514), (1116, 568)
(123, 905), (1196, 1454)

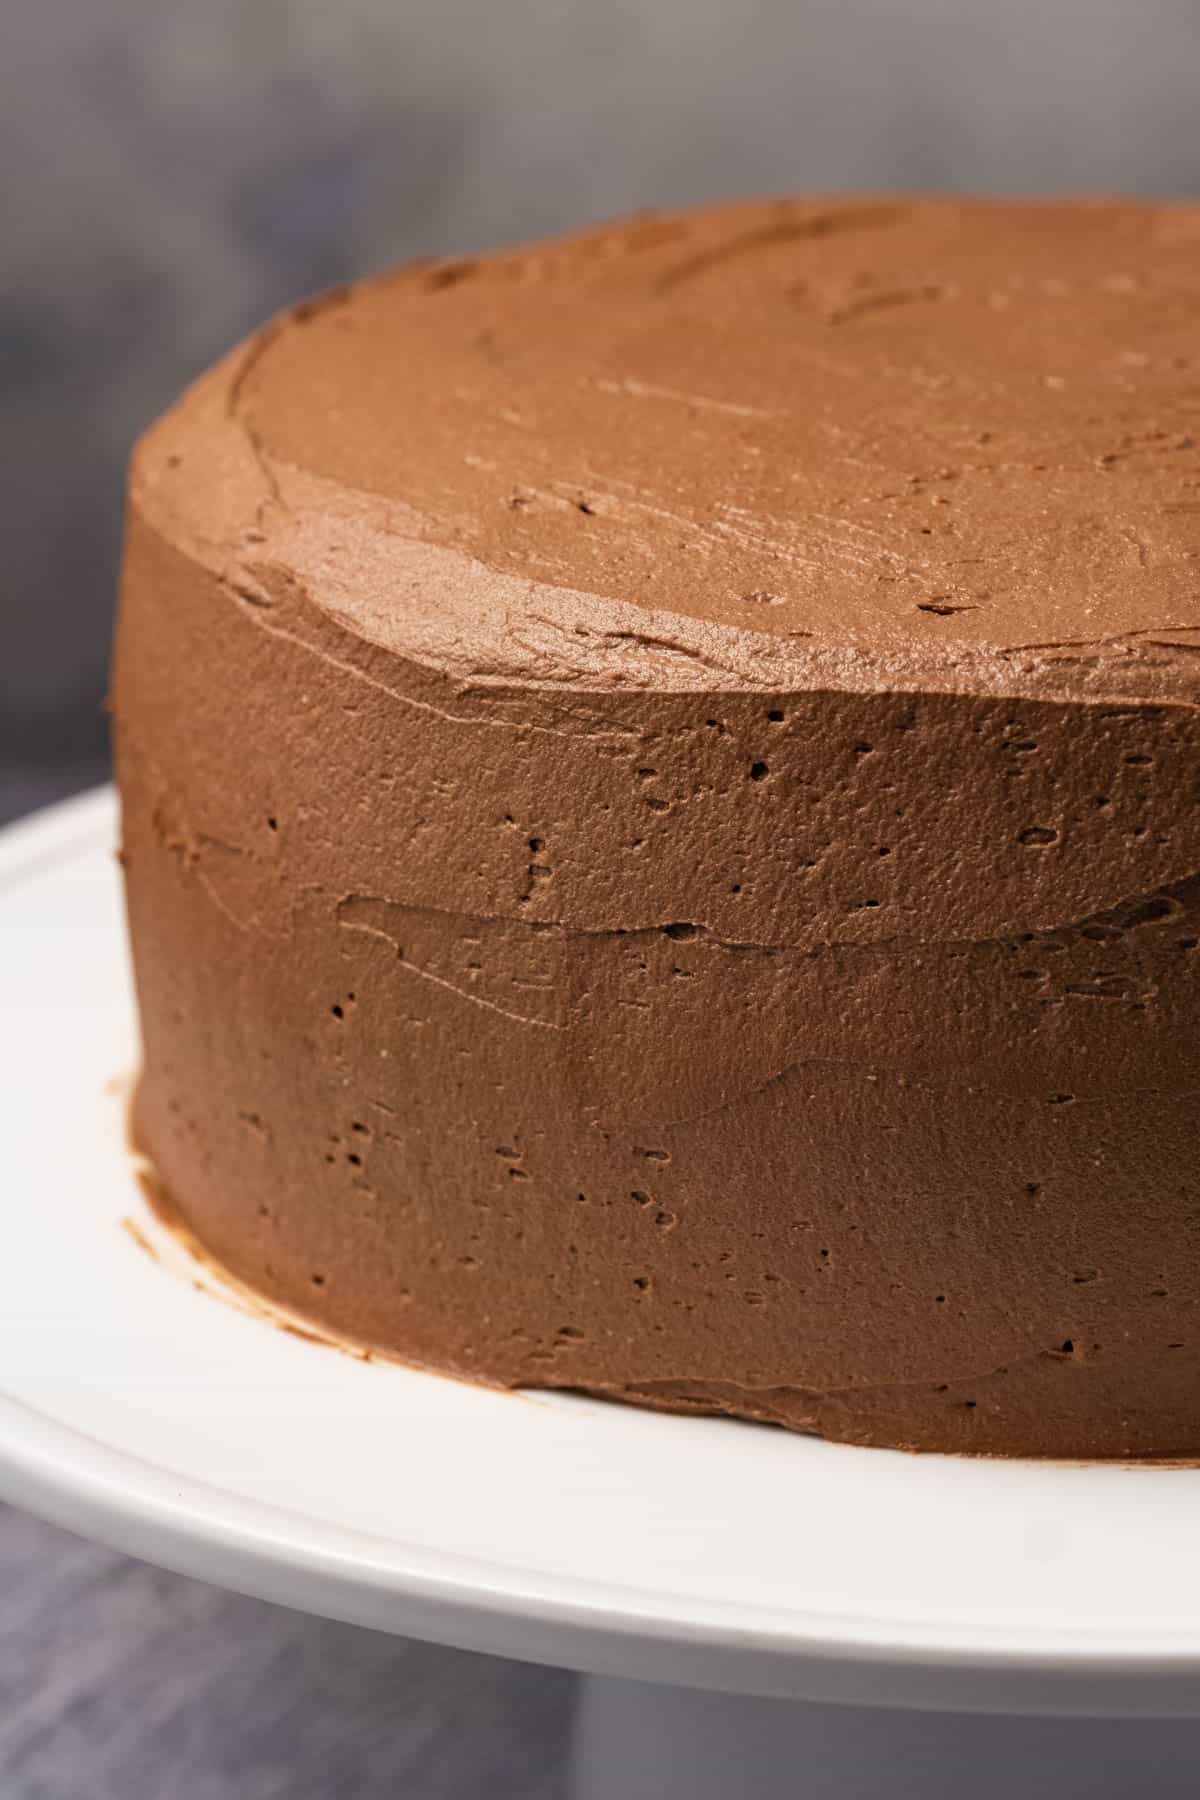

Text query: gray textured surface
(0, 1503), (573, 1798)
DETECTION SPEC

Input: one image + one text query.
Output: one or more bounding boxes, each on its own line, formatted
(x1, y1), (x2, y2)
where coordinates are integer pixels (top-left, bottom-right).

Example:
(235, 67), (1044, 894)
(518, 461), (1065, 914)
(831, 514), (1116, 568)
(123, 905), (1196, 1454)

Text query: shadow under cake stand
(4, 790), (1200, 1800)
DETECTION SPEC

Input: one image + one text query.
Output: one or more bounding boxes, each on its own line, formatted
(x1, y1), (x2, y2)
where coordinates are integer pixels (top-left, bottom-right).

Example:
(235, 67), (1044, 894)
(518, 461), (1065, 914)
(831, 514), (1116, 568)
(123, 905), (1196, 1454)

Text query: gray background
(4, 2), (1200, 1792)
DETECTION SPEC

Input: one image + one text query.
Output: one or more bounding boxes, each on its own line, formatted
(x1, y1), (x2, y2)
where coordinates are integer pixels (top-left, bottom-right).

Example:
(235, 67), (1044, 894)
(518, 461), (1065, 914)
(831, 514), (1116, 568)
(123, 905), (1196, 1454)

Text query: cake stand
(6, 789), (1200, 1798)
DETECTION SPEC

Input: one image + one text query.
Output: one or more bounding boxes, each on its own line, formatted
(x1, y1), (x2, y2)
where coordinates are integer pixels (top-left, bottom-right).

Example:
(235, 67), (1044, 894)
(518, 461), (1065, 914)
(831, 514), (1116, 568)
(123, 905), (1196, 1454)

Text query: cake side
(114, 197), (1200, 1456)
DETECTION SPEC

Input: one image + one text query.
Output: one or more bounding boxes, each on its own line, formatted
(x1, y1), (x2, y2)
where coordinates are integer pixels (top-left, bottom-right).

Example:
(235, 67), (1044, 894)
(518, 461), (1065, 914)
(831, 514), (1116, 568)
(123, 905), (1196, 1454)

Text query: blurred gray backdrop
(4, 5), (1200, 1796)
(5, 0), (1200, 820)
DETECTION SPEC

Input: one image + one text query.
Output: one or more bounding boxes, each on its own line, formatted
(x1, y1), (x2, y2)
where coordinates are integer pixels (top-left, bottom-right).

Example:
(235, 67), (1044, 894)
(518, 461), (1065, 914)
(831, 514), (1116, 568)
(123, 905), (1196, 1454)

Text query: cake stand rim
(8, 1382), (1200, 1715)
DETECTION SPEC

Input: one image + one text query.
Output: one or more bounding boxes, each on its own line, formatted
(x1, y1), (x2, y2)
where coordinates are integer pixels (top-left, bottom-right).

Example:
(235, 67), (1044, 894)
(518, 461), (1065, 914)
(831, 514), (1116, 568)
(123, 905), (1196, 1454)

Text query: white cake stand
(6, 790), (1200, 1798)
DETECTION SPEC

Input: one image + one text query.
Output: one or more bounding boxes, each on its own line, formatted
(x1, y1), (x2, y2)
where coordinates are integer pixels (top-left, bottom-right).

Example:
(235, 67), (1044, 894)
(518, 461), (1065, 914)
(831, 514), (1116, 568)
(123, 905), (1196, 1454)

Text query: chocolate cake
(114, 198), (1200, 1457)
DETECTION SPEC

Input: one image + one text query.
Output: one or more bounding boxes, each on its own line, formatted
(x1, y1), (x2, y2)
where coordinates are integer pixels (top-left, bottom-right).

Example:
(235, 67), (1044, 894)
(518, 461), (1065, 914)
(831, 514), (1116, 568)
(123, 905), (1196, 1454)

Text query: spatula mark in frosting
(655, 203), (905, 292)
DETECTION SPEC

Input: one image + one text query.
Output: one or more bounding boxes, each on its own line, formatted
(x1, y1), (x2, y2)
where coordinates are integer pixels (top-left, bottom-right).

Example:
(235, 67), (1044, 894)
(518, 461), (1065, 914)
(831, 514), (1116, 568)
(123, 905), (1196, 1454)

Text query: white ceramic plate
(4, 789), (1200, 1713)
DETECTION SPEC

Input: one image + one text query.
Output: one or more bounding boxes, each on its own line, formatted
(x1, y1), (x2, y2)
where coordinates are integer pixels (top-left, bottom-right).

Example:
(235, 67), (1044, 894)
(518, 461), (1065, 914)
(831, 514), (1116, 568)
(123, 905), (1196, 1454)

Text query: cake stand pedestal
(5, 792), (1200, 1800)
(571, 1679), (1200, 1799)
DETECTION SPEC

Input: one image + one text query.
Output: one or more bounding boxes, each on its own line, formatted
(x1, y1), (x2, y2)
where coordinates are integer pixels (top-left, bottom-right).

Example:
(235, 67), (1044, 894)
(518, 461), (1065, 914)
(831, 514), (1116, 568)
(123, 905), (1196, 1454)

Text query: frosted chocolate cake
(114, 198), (1200, 1456)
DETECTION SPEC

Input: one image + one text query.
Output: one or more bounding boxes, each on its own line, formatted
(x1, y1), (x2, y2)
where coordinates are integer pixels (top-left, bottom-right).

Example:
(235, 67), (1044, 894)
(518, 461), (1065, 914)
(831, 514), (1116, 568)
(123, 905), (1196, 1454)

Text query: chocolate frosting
(115, 198), (1200, 1455)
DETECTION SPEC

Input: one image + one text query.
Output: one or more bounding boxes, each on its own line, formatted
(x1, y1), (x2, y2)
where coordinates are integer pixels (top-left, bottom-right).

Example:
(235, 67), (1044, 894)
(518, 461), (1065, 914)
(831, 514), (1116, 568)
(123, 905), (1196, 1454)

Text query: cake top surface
(137, 196), (1200, 702)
